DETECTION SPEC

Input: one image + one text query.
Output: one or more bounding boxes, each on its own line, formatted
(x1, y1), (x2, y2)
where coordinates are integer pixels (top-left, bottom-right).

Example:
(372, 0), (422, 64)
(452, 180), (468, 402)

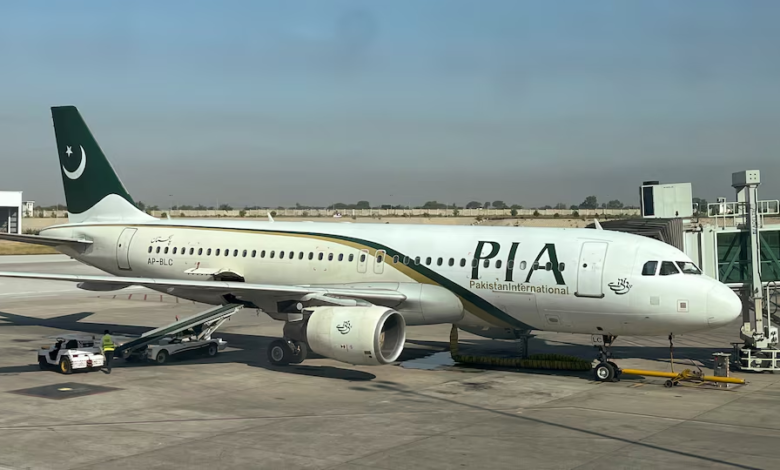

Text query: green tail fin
(51, 106), (146, 221)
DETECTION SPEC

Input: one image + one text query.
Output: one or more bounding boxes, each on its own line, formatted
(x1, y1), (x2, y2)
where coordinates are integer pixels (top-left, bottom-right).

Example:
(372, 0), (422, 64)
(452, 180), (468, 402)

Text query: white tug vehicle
(38, 334), (105, 374)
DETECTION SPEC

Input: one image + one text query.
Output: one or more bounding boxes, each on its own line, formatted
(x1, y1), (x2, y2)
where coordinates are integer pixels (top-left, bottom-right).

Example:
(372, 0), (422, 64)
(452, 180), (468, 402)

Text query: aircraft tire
(268, 340), (292, 366)
(593, 362), (615, 382)
(289, 342), (308, 364)
(607, 361), (621, 380)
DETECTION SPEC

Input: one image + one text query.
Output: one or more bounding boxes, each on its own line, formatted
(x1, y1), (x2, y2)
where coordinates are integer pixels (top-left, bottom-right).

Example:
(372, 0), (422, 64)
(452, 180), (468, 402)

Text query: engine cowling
(305, 306), (406, 366)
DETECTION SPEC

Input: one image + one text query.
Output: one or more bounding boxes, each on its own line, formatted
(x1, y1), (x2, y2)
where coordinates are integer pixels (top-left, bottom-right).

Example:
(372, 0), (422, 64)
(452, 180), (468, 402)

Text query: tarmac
(0, 255), (779, 470)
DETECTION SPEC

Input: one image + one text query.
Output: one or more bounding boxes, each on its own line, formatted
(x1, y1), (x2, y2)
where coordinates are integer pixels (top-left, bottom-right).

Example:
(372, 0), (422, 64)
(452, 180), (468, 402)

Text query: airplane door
(116, 228), (137, 271)
(575, 241), (608, 298)
(374, 250), (386, 274)
(357, 249), (369, 273)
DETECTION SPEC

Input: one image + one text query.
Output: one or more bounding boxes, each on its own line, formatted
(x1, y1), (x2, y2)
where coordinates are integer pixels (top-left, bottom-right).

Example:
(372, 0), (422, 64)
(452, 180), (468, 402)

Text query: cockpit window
(659, 261), (680, 276)
(642, 261), (658, 276)
(676, 261), (701, 274)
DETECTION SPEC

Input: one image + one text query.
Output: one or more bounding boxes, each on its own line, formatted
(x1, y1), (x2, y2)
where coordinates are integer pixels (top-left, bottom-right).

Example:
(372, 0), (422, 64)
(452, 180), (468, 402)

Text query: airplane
(0, 106), (742, 382)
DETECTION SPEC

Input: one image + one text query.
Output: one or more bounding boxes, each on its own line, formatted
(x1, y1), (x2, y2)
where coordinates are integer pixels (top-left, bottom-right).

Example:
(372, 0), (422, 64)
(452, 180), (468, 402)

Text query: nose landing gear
(593, 334), (621, 382)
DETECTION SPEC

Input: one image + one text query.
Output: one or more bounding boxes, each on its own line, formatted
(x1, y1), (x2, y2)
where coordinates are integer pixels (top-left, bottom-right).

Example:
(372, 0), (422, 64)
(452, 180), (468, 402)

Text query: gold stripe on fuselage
(61, 223), (519, 329)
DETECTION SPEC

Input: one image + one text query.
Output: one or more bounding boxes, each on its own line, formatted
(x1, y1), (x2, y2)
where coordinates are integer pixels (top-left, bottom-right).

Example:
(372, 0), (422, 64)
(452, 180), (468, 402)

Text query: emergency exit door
(575, 241), (608, 298)
(116, 228), (137, 270)
(374, 250), (386, 274)
(357, 249), (369, 273)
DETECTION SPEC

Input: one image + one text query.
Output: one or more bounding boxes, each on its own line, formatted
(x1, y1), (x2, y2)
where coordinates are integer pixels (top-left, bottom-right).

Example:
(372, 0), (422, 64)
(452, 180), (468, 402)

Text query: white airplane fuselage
(40, 218), (741, 339)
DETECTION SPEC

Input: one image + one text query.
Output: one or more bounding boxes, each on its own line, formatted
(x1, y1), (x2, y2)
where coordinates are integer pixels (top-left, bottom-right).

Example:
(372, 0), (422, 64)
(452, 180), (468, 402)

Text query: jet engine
(304, 305), (406, 366)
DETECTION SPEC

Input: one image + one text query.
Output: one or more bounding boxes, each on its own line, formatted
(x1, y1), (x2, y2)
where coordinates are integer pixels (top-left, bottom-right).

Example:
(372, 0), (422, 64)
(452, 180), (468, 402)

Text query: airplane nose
(707, 284), (742, 327)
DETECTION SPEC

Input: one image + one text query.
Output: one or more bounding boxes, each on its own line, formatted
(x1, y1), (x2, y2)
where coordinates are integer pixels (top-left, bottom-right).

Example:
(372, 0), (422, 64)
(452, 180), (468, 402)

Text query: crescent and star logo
(62, 145), (87, 180)
(336, 321), (352, 335)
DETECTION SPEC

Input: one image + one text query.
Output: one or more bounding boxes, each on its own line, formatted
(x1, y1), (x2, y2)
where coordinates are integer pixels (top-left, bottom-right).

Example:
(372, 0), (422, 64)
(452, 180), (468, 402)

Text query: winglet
(593, 219), (603, 230)
(268, 213), (274, 223)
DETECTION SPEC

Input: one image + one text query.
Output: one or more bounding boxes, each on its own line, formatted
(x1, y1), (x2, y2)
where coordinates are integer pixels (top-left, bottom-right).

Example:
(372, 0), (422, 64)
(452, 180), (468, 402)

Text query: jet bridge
(114, 303), (243, 359)
(588, 171), (780, 373)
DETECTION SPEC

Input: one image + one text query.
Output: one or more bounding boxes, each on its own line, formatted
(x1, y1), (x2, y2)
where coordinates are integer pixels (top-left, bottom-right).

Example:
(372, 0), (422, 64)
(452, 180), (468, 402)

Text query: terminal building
(0, 191), (23, 234)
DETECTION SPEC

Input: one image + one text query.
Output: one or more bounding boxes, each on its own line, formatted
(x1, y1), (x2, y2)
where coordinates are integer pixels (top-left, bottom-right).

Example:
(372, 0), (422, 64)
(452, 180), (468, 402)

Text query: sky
(1, 0), (779, 209)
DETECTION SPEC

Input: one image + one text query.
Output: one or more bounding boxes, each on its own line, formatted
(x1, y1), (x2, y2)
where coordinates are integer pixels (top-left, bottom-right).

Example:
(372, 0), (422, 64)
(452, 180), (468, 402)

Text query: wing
(0, 233), (93, 248)
(0, 271), (407, 304)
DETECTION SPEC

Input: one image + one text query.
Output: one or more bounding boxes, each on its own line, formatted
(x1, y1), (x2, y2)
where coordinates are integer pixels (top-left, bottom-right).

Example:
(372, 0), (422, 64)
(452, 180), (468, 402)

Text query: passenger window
(460, 258), (466, 267)
(308, 252), (313, 260)
(156, 247), (161, 254)
(215, 249), (220, 256)
(376, 254), (383, 263)
(270, 251), (275, 258)
(252, 250), (256, 258)
(659, 261), (679, 276)
(483, 259), (490, 268)
(338, 254), (344, 261)
(519, 261), (527, 270)
(449, 258), (454, 267)
(224, 249), (229, 257)
(173, 247), (178, 255)
(426, 257), (432, 265)
(642, 261), (658, 276)
(545, 262), (552, 271)
(299, 252), (304, 260)
(393, 255), (399, 264)
(198, 248), (203, 255)
(148, 246), (152, 253)
(533, 261), (539, 270)
(496, 260), (502, 269)
(328, 253), (334, 261)
(360, 254), (366, 263)
(403, 256), (409, 265)
(233, 249), (238, 257)
(437, 257), (443, 266)
(243, 250), (248, 258)
(507, 259), (514, 270)
(261, 250), (266, 258)
(348, 254), (354, 262)
(415, 256), (421, 265)
(206, 248), (211, 256)
(164, 247), (169, 254)
(181, 247), (186, 254)
(189, 248), (194, 255)
(280, 251), (285, 259)
(319, 253), (324, 261)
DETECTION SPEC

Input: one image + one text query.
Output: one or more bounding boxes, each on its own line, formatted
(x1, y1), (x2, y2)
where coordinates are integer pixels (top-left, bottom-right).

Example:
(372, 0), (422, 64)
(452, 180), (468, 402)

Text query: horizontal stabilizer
(0, 232), (93, 247)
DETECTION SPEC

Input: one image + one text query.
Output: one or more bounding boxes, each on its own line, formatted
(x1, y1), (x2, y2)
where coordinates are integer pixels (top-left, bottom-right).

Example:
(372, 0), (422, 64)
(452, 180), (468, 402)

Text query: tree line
(34, 196), (635, 212)
(35, 195), (710, 214)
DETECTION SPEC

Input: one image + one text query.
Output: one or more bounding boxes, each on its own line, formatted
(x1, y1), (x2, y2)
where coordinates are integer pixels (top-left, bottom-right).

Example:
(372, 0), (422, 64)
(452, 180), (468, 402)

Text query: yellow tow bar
(620, 368), (746, 387)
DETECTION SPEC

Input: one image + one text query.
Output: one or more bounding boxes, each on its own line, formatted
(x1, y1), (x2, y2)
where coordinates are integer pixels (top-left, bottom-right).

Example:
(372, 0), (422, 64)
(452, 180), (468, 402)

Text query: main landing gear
(592, 334), (621, 382)
(267, 339), (308, 366)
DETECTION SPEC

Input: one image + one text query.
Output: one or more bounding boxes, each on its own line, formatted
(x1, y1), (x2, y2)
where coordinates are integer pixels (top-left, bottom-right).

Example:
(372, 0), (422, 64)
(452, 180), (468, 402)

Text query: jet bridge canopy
(585, 218), (685, 252)
(114, 304), (242, 357)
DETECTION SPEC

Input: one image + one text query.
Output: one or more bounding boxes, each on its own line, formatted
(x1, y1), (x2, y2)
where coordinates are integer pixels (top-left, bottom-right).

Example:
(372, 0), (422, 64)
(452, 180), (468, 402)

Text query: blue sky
(1, 0), (779, 208)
